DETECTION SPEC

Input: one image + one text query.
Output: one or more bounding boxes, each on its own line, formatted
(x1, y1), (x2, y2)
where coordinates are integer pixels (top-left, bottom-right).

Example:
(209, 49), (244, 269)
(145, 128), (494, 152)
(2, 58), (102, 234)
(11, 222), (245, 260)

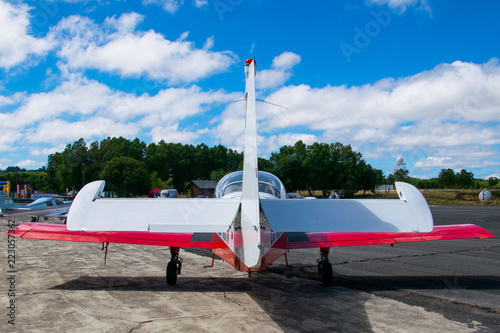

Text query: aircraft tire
(321, 262), (333, 286)
(166, 261), (178, 285)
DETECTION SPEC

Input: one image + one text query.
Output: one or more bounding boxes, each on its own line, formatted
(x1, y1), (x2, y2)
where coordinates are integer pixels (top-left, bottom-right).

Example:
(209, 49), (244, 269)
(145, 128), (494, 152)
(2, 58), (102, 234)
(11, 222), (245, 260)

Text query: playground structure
(17, 184), (35, 201)
(16, 184), (58, 201)
(0, 181), (60, 201)
(0, 181), (10, 197)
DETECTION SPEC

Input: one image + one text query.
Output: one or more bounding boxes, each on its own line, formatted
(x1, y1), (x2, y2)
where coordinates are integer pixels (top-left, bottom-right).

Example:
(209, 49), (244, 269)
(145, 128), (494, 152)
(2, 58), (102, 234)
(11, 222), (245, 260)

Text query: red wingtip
(245, 58), (255, 66)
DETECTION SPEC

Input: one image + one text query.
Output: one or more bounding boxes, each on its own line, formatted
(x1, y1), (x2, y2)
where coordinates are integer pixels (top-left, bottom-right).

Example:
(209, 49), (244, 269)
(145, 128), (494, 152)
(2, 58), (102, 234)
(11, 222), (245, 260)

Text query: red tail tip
(245, 59), (255, 66)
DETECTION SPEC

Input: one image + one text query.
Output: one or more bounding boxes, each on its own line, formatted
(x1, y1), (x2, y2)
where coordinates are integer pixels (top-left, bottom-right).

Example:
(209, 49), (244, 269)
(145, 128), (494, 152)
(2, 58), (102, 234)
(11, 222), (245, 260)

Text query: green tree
(270, 141), (308, 192)
(488, 177), (499, 188)
(47, 138), (88, 192)
(438, 169), (456, 188)
(392, 168), (410, 181)
(456, 169), (474, 189)
(270, 140), (377, 194)
(100, 157), (151, 196)
(0, 171), (50, 193)
(357, 162), (384, 194)
(210, 169), (227, 182)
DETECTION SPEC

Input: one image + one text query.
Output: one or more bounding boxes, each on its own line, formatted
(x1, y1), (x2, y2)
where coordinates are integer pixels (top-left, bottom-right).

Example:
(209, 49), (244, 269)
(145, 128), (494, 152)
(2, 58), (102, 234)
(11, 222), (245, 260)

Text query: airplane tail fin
(0, 194), (16, 215)
(239, 59), (262, 268)
(242, 58), (258, 201)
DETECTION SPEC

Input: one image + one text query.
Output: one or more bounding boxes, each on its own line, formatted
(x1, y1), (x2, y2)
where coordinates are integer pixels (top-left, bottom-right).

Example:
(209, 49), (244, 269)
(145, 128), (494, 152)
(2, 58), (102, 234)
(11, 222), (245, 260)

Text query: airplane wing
(6, 207), (32, 211)
(67, 180), (239, 233)
(272, 224), (495, 250)
(7, 223), (227, 249)
(261, 182), (433, 233)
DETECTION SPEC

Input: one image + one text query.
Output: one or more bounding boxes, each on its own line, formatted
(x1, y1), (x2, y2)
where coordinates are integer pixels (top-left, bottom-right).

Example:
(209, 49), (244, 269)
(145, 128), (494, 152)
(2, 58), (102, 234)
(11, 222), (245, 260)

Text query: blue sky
(1, 0), (500, 180)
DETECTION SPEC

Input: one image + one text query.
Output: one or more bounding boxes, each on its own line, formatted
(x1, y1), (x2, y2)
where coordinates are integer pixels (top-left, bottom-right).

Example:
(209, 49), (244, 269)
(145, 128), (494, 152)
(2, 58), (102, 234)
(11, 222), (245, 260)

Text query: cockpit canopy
(215, 171), (286, 199)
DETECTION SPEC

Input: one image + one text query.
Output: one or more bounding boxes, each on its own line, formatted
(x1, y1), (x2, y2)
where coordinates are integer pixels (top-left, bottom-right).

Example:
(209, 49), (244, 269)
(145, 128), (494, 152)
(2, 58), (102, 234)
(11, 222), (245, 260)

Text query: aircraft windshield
(215, 171), (286, 199)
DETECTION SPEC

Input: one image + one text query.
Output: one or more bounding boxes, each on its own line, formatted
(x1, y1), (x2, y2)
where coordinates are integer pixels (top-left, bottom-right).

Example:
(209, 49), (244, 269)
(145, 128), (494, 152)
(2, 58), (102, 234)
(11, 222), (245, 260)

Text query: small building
(185, 180), (218, 198)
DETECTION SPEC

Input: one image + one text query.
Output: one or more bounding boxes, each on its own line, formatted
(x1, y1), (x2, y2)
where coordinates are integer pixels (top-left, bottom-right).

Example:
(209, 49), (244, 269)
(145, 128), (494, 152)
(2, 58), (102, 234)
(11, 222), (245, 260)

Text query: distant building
(185, 180), (218, 198)
(376, 184), (394, 191)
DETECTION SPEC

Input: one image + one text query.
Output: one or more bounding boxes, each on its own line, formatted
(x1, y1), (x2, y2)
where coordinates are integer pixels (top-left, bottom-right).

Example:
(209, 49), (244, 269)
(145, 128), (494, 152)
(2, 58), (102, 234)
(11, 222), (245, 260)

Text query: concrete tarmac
(1, 205), (499, 332)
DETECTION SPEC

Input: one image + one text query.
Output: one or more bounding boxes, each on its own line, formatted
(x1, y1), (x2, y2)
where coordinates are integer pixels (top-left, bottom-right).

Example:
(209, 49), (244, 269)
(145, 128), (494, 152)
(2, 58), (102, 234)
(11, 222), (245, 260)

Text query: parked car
(160, 189), (178, 198)
(329, 191), (340, 199)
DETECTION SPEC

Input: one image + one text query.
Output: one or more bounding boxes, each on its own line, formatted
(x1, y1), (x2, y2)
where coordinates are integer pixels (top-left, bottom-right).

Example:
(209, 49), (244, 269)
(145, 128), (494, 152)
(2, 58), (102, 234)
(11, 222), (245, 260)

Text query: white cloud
(414, 155), (500, 170)
(151, 123), (208, 144)
(30, 144), (67, 157)
(27, 117), (141, 145)
(135, 86), (237, 126)
(413, 156), (453, 168)
(368, 0), (432, 15)
(410, 146), (500, 171)
(208, 58), (500, 176)
(142, 0), (184, 14)
(252, 59), (500, 173)
(0, 158), (13, 170)
(104, 12), (145, 35)
(193, 0), (208, 8)
(0, 92), (24, 107)
(0, 0), (55, 69)
(141, 0), (210, 13)
(1, 71), (237, 160)
(203, 36), (214, 50)
(16, 159), (38, 168)
(2, 75), (120, 130)
(213, 102), (246, 151)
(264, 59), (500, 131)
(49, 13), (238, 84)
(272, 52), (302, 69)
(260, 133), (318, 157)
(0, 128), (23, 151)
(256, 52), (301, 90)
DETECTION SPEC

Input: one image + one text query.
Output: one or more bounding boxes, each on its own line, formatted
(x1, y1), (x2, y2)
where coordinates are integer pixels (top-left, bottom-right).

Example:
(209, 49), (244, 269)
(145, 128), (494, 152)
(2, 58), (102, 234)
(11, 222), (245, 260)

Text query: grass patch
(356, 189), (499, 205)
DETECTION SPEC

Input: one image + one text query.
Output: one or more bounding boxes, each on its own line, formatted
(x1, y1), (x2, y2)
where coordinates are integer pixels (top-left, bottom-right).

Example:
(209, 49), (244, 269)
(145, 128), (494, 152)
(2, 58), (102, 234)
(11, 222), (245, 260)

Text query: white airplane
(6, 59), (495, 285)
(0, 193), (71, 221)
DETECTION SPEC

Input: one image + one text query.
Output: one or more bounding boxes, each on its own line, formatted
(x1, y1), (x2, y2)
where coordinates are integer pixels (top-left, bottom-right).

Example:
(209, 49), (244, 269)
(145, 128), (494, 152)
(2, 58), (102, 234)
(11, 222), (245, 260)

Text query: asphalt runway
(1, 205), (499, 332)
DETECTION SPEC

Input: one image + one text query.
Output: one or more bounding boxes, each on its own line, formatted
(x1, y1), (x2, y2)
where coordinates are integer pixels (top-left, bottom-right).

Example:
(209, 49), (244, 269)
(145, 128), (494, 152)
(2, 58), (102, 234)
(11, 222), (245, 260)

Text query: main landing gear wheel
(166, 261), (178, 285)
(319, 261), (333, 286)
(166, 248), (183, 285)
(317, 247), (333, 286)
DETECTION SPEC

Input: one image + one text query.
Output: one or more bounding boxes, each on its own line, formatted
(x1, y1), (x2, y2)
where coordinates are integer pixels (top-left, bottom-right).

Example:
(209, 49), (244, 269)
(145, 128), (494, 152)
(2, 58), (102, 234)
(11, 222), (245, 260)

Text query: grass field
(301, 189), (499, 205)
(358, 189), (500, 205)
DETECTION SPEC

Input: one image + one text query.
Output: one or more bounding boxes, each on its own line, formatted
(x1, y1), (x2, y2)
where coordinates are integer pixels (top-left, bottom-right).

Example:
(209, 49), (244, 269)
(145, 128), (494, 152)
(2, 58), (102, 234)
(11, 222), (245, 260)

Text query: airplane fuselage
(214, 170), (287, 271)
(0, 195), (71, 219)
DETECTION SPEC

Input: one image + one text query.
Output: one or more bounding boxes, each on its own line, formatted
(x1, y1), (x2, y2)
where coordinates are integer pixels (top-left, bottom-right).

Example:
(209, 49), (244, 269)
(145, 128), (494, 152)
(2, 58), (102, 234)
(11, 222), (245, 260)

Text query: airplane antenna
(211, 99), (246, 108)
(210, 99), (287, 110)
(256, 99), (287, 110)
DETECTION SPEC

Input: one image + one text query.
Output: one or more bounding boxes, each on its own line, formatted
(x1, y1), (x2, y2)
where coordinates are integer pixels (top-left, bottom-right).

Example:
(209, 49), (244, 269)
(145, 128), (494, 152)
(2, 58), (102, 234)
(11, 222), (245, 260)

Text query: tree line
(0, 137), (383, 196)
(388, 167), (499, 190)
(2, 137), (497, 197)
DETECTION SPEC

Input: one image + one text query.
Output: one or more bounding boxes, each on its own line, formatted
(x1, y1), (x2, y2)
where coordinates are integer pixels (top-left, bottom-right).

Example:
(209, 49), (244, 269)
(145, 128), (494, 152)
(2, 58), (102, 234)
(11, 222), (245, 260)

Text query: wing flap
(279, 224), (495, 249)
(7, 223), (225, 249)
